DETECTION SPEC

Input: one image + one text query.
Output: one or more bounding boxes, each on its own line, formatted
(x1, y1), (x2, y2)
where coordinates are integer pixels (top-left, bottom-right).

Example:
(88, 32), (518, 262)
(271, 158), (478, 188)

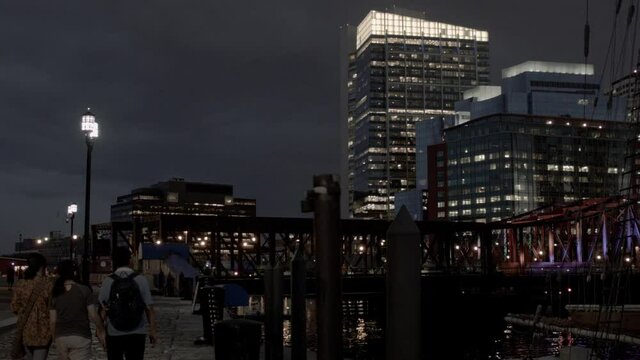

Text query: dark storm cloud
(0, 0), (616, 252)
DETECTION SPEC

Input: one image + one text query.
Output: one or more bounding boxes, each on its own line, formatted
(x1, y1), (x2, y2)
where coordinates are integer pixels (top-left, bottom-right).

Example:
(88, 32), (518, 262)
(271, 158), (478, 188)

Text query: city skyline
(0, 0), (616, 253)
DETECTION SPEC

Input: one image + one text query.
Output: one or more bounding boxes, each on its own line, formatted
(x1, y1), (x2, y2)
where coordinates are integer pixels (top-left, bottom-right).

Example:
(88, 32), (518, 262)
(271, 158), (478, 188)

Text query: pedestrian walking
(10, 253), (53, 360)
(7, 265), (15, 290)
(166, 273), (175, 297)
(50, 260), (106, 360)
(157, 269), (165, 294)
(99, 247), (158, 360)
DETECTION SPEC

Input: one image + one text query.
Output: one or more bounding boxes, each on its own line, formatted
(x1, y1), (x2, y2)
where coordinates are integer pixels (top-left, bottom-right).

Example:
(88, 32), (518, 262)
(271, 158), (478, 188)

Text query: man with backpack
(99, 247), (158, 360)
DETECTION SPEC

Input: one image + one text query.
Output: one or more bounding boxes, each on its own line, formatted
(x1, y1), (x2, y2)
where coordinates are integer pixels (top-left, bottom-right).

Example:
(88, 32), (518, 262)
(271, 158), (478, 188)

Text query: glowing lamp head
(67, 203), (78, 216)
(81, 110), (99, 139)
(72, 235), (78, 240)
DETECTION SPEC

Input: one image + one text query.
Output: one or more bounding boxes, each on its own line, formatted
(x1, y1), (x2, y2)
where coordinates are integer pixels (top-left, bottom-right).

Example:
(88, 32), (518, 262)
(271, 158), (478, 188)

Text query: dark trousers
(106, 334), (146, 360)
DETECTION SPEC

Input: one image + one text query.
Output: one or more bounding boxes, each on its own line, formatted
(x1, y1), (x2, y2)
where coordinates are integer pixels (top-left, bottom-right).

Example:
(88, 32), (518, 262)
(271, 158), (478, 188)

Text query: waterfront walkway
(0, 288), (316, 359)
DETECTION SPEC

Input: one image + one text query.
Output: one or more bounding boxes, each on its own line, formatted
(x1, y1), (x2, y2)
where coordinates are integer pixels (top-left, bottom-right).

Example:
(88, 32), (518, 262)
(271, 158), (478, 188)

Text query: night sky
(0, 0), (616, 253)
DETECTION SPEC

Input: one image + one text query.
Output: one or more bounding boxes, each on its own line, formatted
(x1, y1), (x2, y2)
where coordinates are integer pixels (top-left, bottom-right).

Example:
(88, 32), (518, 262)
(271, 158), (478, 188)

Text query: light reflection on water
(492, 324), (640, 360)
(253, 296), (640, 359)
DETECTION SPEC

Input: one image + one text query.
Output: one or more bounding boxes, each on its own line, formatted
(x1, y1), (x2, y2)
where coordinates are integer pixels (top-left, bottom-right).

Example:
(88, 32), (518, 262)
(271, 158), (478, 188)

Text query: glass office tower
(444, 115), (629, 222)
(344, 10), (489, 218)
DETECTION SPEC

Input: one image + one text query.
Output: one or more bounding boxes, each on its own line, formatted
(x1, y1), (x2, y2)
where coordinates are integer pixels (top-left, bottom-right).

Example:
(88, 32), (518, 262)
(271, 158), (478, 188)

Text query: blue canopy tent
(215, 283), (249, 307)
(165, 253), (199, 278)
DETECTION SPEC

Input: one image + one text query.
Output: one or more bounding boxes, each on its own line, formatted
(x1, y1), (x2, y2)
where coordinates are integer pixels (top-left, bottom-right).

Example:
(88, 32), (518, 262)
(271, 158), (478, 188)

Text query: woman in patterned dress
(11, 253), (53, 360)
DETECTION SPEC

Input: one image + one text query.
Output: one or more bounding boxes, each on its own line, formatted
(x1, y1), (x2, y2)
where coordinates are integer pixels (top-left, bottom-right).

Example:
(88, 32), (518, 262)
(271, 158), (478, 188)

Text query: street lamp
(81, 109), (99, 284)
(67, 203), (78, 260)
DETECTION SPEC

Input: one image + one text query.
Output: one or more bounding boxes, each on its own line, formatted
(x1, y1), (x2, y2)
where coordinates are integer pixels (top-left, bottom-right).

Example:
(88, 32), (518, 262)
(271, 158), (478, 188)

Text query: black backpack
(107, 272), (146, 331)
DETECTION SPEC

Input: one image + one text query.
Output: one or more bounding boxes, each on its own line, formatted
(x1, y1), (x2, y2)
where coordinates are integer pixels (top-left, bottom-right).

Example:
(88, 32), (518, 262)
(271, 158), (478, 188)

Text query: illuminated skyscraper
(341, 9), (490, 218)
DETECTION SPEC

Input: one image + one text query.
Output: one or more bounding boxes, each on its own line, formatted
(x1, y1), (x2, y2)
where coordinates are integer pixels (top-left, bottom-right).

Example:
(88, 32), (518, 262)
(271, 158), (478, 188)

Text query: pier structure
(92, 196), (640, 282)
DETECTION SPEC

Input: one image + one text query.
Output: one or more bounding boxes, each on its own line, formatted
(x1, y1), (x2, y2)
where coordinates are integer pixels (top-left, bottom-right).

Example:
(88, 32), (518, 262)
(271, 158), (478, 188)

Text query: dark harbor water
(272, 296), (640, 359)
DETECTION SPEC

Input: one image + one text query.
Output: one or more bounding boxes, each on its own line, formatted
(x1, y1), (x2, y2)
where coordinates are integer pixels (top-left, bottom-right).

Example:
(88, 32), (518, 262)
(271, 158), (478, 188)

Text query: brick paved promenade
(0, 290), (317, 360)
(0, 296), (213, 360)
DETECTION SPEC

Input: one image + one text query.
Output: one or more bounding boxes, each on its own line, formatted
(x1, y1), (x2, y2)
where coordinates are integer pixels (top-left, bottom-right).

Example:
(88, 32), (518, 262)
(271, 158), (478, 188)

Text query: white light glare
(81, 112), (99, 139)
(67, 204), (78, 215)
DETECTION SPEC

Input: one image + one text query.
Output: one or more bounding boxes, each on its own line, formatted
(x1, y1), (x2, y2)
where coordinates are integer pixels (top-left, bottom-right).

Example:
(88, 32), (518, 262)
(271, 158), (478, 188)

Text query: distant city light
(44, 237), (49, 241)
(473, 246), (479, 251)
(204, 236), (208, 241)
(155, 240), (161, 245)
(596, 255), (602, 260)
(178, 235), (183, 240)
(72, 235), (78, 240)
(568, 288), (572, 293)
(455, 245), (460, 250)
(359, 245), (365, 252)
(625, 257), (631, 263)
(538, 251), (543, 255)
(200, 241), (205, 246)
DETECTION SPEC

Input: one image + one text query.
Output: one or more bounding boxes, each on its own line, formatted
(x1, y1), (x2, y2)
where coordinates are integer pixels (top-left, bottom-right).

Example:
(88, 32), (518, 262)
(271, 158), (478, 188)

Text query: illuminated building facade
(444, 114), (628, 222)
(14, 231), (71, 265)
(342, 9), (490, 218)
(611, 65), (640, 122)
(455, 61), (625, 122)
(110, 178), (256, 222)
(610, 64), (640, 194)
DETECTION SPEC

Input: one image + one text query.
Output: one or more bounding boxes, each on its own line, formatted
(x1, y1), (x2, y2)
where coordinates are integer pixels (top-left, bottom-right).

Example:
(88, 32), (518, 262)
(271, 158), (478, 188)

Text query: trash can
(200, 286), (225, 344)
(214, 319), (262, 360)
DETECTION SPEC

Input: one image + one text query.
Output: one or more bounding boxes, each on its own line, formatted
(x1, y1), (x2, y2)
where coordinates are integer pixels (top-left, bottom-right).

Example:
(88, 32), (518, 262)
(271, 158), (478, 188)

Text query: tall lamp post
(67, 203), (77, 260)
(81, 110), (99, 284)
